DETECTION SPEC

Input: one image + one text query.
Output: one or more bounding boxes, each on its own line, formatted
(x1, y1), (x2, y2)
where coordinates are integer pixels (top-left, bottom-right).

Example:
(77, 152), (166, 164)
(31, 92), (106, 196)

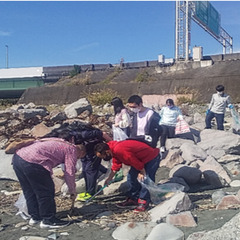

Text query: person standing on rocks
(111, 97), (131, 137)
(205, 85), (234, 130)
(158, 98), (183, 153)
(94, 140), (161, 212)
(12, 138), (86, 229)
(127, 95), (161, 148)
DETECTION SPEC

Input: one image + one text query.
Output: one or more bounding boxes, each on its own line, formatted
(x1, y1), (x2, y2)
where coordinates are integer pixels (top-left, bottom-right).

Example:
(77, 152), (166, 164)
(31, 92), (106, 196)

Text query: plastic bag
(14, 193), (30, 220)
(175, 119), (190, 135)
(231, 108), (240, 131)
(112, 125), (128, 141)
(139, 176), (185, 204)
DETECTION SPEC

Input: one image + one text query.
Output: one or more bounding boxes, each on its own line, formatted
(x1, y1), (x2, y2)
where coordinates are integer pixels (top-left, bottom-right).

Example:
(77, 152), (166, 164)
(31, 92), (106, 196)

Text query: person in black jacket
(127, 95), (161, 148)
(47, 121), (112, 201)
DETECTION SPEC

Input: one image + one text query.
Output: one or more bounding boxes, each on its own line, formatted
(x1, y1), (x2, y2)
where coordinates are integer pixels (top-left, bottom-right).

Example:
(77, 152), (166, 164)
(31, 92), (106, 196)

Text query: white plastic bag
(139, 176), (184, 204)
(14, 193), (30, 220)
(112, 125), (128, 141)
(175, 119), (190, 135)
(231, 108), (240, 131)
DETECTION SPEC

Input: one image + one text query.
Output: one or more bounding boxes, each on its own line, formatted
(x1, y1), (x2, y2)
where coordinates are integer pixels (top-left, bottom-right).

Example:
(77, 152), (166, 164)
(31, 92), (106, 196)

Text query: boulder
(149, 192), (192, 222)
(198, 129), (240, 155)
(180, 142), (207, 164)
(112, 222), (157, 240)
(64, 98), (92, 119)
(146, 223), (184, 240)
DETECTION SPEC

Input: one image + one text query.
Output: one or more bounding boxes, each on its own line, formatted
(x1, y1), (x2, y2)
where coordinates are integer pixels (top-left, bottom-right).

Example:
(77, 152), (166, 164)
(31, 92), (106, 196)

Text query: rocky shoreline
(0, 99), (240, 240)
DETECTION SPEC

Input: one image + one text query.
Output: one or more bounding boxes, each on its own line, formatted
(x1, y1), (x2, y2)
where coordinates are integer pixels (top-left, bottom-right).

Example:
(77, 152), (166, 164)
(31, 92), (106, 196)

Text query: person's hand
(229, 104), (234, 109)
(114, 123), (119, 127)
(137, 169), (146, 182)
(178, 115), (183, 121)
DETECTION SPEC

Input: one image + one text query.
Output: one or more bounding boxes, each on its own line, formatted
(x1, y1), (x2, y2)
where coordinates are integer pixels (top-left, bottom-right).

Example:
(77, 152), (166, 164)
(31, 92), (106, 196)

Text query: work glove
(229, 104), (234, 109)
(206, 109), (210, 115)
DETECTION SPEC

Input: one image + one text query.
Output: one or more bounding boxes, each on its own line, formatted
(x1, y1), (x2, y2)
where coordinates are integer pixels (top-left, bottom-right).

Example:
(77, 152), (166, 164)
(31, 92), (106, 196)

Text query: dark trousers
(205, 111), (224, 130)
(81, 154), (103, 195)
(160, 125), (176, 147)
(12, 154), (56, 220)
(126, 153), (161, 203)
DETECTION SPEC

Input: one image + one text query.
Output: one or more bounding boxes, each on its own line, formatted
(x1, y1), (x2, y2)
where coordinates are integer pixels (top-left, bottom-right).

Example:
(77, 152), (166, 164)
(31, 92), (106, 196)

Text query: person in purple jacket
(12, 138), (86, 229)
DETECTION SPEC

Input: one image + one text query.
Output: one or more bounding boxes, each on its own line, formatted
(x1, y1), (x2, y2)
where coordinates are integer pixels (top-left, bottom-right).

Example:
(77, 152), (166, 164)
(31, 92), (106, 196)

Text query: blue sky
(0, 1), (239, 68)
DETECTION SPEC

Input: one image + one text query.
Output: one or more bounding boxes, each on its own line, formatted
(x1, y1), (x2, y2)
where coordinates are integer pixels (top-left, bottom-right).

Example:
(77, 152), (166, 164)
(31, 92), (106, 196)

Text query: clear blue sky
(0, 1), (239, 68)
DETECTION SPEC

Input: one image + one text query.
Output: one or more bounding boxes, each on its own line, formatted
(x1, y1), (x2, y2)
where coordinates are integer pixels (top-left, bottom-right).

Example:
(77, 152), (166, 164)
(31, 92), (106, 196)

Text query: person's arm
(63, 147), (77, 195)
(118, 110), (131, 128)
(104, 169), (117, 186)
(227, 96), (234, 109)
(208, 94), (214, 110)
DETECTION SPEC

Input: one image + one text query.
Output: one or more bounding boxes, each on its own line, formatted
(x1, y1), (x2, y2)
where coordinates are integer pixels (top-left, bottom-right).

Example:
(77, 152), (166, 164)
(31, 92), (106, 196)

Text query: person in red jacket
(94, 140), (161, 212)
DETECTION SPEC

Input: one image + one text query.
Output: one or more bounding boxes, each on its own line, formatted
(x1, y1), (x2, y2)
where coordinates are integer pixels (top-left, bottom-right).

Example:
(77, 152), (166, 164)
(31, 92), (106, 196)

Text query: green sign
(194, 1), (221, 38)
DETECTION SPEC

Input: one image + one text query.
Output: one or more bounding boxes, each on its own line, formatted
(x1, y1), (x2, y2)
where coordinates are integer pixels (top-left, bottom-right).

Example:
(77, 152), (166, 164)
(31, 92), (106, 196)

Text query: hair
(127, 95), (143, 105)
(111, 97), (125, 115)
(94, 142), (110, 154)
(166, 98), (174, 105)
(216, 85), (224, 92)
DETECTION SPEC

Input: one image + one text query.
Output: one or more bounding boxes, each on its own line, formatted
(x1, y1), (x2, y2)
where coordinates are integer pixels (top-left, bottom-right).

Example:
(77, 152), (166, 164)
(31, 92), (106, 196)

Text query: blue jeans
(81, 153), (102, 195)
(126, 153), (161, 203)
(12, 154), (56, 220)
(205, 111), (224, 130)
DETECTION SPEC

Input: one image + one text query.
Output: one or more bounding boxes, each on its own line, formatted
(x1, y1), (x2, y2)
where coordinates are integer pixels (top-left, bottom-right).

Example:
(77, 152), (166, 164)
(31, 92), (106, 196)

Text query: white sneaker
(160, 146), (166, 153)
(29, 218), (41, 226)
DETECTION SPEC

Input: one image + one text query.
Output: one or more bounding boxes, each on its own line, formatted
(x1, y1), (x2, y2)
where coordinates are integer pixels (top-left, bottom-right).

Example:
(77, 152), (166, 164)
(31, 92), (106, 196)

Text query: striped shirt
(16, 138), (78, 194)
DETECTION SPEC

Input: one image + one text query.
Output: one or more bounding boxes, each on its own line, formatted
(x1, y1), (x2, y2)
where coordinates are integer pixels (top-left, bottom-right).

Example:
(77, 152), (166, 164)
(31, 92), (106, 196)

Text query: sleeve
(63, 147), (77, 194)
(118, 111), (131, 128)
(126, 152), (145, 171)
(111, 157), (122, 172)
(159, 108), (164, 123)
(208, 95), (214, 110)
(226, 95), (232, 107)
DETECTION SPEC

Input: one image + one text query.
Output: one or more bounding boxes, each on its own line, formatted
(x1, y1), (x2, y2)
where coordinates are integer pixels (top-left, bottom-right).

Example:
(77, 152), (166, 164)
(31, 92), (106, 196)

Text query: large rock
(146, 223), (184, 240)
(198, 129), (240, 155)
(160, 149), (184, 169)
(64, 98), (92, 118)
(180, 142), (207, 164)
(112, 222), (157, 240)
(199, 156), (231, 187)
(149, 192), (192, 222)
(166, 211), (197, 227)
(187, 211), (240, 240)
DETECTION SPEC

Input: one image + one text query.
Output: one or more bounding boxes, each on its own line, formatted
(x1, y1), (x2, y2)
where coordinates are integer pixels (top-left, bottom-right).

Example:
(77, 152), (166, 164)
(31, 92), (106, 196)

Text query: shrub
(86, 88), (119, 106)
(102, 68), (122, 84)
(70, 65), (81, 78)
(135, 70), (155, 83)
(174, 87), (201, 104)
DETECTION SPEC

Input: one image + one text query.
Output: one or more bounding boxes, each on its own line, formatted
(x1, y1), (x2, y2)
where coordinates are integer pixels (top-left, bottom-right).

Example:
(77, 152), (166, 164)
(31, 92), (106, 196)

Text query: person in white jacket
(111, 97), (131, 136)
(205, 85), (233, 130)
(159, 99), (183, 153)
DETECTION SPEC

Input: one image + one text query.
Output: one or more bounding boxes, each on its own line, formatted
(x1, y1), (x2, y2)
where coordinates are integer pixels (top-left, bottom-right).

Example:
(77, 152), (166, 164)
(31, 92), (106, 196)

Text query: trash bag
(139, 176), (185, 205)
(231, 108), (240, 131)
(175, 119), (191, 135)
(112, 125), (128, 141)
(14, 193), (30, 220)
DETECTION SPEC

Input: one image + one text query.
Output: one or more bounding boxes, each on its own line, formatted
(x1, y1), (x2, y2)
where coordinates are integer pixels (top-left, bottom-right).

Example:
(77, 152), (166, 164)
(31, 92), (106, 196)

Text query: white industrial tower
(175, 0), (233, 61)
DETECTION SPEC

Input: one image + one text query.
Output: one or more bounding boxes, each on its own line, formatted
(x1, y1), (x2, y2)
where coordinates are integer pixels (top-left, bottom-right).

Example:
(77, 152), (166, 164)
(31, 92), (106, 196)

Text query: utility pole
(5, 45), (8, 68)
